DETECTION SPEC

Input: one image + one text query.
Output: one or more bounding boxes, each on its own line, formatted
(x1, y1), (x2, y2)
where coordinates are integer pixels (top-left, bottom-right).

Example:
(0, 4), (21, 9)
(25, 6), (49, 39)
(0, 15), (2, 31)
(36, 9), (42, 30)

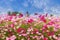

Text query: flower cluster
(0, 14), (60, 40)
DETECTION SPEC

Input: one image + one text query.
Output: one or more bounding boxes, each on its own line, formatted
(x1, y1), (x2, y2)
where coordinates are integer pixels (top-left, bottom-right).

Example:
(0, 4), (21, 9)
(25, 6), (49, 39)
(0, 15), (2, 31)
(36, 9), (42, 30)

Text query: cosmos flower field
(0, 14), (60, 40)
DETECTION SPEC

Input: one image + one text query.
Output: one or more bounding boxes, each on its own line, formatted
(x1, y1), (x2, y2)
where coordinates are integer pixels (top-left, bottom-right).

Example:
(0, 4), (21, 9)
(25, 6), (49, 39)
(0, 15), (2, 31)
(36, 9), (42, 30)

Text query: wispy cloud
(22, 1), (29, 7)
(28, 0), (49, 8)
(0, 0), (60, 15)
(0, 7), (13, 14)
(28, 0), (60, 15)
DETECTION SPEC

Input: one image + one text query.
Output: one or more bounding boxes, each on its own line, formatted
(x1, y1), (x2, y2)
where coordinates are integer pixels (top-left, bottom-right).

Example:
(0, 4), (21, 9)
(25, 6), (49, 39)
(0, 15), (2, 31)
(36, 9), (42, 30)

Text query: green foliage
(4, 31), (10, 37)
(0, 38), (4, 40)
(48, 27), (54, 32)
(16, 36), (27, 40)
(43, 32), (48, 37)
(8, 21), (12, 25)
(55, 29), (60, 35)
(21, 24), (30, 29)
(34, 22), (43, 29)
(0, 23), (5, 26)
(30, 37), (37, 40)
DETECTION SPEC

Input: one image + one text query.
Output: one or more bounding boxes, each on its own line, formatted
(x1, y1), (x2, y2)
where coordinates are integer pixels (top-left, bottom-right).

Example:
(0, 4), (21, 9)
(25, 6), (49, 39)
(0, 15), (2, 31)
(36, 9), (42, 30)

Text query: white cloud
(0, 0), (60, 16)
(0, 7), (13, 14)
(28, 0), (60, 15)
(44, 5), (60, 15)
(22, 1), (28, 7)
(28, 0), (49, 8)
(0, 0), (14, 14)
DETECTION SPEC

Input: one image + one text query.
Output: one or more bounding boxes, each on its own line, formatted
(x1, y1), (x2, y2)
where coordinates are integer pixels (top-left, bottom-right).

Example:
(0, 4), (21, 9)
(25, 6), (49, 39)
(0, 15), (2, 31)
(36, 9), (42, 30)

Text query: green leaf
(48, 37), (53, 40)
(8, 21), (12, 25)
(57, 29), (60, 34)
(16, 36), (27, 40)
(0, 23), (5, 26)
(4, 31), (10, 37)
(39, 29), (42, 33)
(48, 27), (54, 32)
(55, 29), (60, 35)
(43, 32), (48, 37)
(11, 28), (18, 36)
(30, 34), (37, 36)
(34, 23), (43, 29)
(30, 37), (37, 40)
(0, 38), (4, 40)
(21, 24), (29, 29)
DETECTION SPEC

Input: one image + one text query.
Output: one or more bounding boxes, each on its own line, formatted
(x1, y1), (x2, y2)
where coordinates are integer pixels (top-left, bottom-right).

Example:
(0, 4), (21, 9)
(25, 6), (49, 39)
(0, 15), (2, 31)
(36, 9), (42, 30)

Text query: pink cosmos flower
(17, 27), (26, 33)
(6, 35), (16, 40)
(47, 21), (55, 25)
(43, 37), (48, 40)
(27, 19), (33, 23)
(57, 37), (60, 40)
(21, 34), (27, 36)
(47, 32), (54, 36)
(42, 24), (47, 31)
(39, 15), (46, 23)
(18, 13), (23, 18)
(11, 13), (16, 16)
(10, 24), (14, 28)
(32, 29), (39, 34)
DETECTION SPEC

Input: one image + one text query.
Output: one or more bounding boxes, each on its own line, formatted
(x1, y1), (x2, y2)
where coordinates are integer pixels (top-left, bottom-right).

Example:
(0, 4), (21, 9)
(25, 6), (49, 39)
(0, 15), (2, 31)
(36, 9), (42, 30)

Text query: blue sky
(0, 0), (60, 15)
